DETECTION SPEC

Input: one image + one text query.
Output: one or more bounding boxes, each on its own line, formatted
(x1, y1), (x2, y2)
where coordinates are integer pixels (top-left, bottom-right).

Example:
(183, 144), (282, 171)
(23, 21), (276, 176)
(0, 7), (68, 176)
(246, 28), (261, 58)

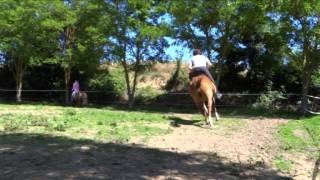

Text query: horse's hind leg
(207, 97), (214, 128)
(203, 103), (208, 116)
(212, 98), (220, 121)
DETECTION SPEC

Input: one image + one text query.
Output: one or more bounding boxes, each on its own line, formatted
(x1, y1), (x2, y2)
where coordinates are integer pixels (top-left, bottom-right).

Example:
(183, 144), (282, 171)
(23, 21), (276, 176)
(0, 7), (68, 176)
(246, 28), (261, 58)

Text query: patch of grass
(0, 104), (172, 143)
(191, 114), (247, 135)
(219, 107), (300, 119)
(273, 156), (293, 172)
(215, 118), (247, 135)
(278, 115), (320, 154)
(96, 123), (171, 143)
(216, 118), (246, 128)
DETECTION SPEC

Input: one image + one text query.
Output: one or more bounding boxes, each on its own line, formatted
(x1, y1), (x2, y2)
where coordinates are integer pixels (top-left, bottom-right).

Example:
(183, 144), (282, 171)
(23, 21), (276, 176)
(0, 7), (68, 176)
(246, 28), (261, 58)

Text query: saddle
(189, 68), (208, 80)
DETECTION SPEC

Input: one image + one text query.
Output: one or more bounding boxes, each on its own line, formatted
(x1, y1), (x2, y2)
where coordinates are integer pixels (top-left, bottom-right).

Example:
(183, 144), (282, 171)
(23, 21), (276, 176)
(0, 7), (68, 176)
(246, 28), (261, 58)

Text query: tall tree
(55, 0), (110, 103)
(107, 0), (169, 107)
(169, 0), (218, 60)
(0, 0), (63, 102)
(169, 0), (241, 87)
(274, 0), (320, 111)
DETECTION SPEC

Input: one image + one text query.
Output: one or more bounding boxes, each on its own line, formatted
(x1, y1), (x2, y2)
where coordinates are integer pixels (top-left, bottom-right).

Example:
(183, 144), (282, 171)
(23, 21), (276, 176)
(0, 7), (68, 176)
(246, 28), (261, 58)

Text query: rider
(188, 48), (215, 82)
(71, 80), (80, 102)
(189, 49), (222, 99)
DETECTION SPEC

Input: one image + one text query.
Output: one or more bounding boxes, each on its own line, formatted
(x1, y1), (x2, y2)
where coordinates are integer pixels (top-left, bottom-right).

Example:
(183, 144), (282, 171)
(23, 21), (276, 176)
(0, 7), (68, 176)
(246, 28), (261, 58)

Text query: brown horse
(73, 91), (88, 107)
(190, 74), (219, 127)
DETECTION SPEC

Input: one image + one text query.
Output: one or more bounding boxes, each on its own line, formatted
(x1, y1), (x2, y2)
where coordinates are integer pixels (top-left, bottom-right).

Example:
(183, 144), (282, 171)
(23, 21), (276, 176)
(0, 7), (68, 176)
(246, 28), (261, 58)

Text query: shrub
(135, 86), (163, 104)
(89, 67), (125, 98)
(165, 60), (189, 91)
(253, 82), (286, 110)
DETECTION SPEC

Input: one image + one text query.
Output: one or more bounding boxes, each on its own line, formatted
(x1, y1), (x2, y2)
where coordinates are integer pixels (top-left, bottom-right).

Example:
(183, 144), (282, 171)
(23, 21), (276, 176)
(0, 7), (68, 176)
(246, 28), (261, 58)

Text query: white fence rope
(0, 88), (319, 114)
(305, 95), (320, 115)
(0, 88), (303, 96)
(304, 108), (320, 115)
(306, 94), (320, 100)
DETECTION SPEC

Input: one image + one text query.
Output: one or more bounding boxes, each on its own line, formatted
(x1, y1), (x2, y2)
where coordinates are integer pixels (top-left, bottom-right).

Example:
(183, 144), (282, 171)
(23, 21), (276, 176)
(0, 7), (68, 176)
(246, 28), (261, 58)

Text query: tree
(107, 0), (169, 107)
(169, 0), (244, 87)
(169, 0), (219, 60)
(0, 0), (63, 102)
(274, 0), (320, 111)
(54, 0), (110, 103)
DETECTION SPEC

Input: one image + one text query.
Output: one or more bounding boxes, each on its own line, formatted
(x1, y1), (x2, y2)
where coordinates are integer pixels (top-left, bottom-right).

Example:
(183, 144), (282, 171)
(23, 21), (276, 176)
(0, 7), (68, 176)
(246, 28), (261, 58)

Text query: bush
(253, 82), (286, 110)
(165, 60), (189, 91)
(88, 67), (125, 98)
(135, 86), (163, 104)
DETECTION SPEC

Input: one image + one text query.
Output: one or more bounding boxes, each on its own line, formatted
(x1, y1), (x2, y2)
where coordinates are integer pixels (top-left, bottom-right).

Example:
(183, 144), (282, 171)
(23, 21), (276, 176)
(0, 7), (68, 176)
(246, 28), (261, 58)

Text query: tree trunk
(300, 21), (311, 114)
(129, 46), (141, 108)
(15, 73), (23, 102)
(301, 72), (310, 113)
(64, 68), (71, 104)
(216, 41), (229, 88)
(216, 24), (230, 88)
(12, 57), (24, 103)
(121, 58), (132, 107)
(204, 28), (212, 61)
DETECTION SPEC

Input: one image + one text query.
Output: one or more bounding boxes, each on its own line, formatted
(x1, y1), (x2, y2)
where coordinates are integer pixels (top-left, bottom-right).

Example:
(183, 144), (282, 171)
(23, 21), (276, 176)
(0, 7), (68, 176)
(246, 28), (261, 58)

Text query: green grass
(218, 107), (300, 119)
(0, 104), (172, 143)
(273, 156), (293, 172)
(191, 114), (247, 136)
(278, 115), (320, 155)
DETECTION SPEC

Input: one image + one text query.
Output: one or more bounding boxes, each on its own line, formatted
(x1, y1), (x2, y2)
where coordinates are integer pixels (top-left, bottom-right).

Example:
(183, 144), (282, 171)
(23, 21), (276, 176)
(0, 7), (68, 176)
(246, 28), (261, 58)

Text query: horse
(189, 74), (219, 128)
(72, 91), (88, 107)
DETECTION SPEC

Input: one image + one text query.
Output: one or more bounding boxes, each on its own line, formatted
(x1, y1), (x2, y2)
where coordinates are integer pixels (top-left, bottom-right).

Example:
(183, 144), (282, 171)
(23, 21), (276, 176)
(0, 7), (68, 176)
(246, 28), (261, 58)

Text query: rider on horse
(189, 49), (222, 99)
(188, 49), (215, 83)
(71, 80), (80, 102)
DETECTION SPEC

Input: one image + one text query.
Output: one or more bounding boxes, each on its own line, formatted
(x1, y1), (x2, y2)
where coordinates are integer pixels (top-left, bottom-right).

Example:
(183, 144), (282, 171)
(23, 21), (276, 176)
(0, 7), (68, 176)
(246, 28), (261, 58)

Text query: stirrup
(216, 93), (222, 99)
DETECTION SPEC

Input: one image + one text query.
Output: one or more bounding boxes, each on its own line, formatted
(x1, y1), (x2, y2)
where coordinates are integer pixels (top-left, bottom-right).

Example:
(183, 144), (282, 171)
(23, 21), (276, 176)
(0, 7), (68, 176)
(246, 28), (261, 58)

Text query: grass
(218, 107), (300, 119)
(276, 115), (320, 176)
(278, 115), (320, 153)
(273, 156), (293, 172)
(0, 104), (172, 143)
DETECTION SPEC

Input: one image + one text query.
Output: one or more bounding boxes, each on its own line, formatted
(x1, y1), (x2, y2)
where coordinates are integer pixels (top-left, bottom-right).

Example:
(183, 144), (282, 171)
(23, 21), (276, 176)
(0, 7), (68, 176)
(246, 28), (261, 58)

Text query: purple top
(72, 81), (80, 93)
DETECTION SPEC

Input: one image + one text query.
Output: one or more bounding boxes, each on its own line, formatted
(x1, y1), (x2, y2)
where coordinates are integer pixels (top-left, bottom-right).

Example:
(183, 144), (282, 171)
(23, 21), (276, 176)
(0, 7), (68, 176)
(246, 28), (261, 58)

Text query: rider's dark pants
(189, 66), (215, 82)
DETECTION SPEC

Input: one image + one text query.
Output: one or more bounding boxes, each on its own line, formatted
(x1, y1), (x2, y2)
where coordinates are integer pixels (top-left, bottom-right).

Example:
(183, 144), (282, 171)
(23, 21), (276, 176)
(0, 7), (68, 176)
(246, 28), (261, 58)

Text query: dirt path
(130, 114), (314, 180)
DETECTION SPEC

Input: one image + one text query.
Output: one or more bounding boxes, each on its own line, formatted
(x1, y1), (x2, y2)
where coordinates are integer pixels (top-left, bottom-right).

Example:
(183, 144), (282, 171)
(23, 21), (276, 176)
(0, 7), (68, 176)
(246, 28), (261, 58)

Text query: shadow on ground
(0, 133), (292, 180)
(168, 116), (201, 126)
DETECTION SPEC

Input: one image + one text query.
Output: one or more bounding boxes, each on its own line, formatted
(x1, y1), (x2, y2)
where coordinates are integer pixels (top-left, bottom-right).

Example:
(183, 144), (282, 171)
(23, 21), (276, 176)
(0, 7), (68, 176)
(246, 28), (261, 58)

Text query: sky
(164, 37), (192, 62)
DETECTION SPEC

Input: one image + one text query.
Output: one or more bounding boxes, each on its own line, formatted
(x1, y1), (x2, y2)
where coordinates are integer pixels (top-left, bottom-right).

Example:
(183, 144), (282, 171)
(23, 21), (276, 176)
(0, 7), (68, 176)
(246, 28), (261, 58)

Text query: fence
(0, 88), (319, 114)
(304, 95), (320, 115)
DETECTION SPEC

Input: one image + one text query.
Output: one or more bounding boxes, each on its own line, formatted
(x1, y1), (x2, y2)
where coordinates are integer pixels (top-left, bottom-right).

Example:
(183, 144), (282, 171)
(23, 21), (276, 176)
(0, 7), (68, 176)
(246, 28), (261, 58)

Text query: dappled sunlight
(0, 133), (291, 180)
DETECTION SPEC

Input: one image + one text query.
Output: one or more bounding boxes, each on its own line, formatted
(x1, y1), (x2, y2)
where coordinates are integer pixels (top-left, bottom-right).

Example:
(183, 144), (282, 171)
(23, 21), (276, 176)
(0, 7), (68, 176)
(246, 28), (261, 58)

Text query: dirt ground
(131, 114), (317, 180)
(0, 114), (316, 180)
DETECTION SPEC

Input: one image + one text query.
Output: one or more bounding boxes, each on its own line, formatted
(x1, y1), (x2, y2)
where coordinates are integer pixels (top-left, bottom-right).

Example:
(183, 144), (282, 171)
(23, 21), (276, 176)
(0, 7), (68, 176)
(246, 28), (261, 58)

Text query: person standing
(71, 80), (80, 101)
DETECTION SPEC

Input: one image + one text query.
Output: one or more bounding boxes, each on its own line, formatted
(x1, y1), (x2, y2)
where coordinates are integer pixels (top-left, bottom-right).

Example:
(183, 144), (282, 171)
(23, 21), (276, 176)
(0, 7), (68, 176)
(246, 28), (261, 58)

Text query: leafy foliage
(0, 1), (319, 108)
(88, 67), (125, 97)
(253, 82), (286, 110)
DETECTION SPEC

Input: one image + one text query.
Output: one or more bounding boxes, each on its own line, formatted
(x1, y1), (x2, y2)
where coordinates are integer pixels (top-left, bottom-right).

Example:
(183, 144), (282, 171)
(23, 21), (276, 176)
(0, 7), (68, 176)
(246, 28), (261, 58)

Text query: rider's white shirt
(189, 55), (212, 69)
